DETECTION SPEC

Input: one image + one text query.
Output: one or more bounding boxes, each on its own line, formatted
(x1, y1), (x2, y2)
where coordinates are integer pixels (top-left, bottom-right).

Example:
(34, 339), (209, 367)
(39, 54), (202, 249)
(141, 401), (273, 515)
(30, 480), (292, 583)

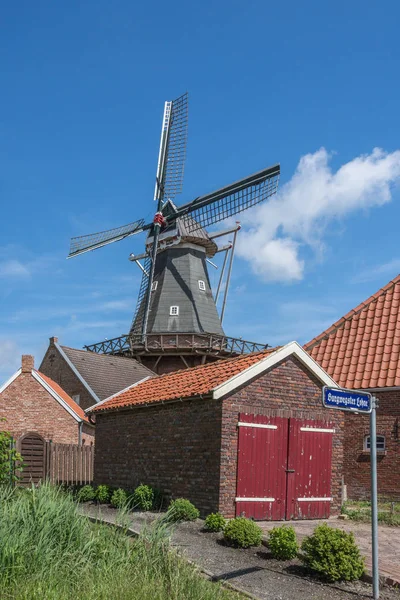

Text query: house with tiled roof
(305, 275), (400, 501)
(0, 354), (95, 482)
(39, 336), (156, 411)
(89, 341), (344, 520)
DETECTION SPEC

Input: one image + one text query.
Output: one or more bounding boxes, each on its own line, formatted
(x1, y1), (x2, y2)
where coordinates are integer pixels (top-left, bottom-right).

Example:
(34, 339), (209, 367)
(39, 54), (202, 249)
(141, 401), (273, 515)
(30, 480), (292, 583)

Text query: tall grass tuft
(0, 483), (235, 599)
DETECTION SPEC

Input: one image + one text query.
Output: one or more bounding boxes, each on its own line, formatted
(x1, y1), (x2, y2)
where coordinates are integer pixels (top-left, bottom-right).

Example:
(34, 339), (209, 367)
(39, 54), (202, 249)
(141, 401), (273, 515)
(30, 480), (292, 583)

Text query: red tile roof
(305, 275), (400, 389)
(36, 371), (90, 422)
(91, 348), (278, 413)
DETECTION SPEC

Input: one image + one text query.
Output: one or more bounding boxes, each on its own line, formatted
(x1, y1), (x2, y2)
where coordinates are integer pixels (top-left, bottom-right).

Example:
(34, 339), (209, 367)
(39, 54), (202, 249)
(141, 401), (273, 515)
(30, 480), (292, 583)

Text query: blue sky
(1, 0), (400, 381)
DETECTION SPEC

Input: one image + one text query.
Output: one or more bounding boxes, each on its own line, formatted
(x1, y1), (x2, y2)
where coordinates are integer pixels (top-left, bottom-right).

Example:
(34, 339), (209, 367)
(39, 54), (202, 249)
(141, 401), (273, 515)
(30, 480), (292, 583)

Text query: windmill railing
(84, 333), (269, 356)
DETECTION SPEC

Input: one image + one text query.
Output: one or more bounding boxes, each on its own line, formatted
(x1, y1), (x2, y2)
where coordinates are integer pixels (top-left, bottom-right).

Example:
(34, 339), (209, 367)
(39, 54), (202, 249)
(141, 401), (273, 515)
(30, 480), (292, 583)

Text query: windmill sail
(161, 92), (188, 202)
(130, 254), (152, 335)
(68, 219), (145, 258)
(175, 164), (280, 232)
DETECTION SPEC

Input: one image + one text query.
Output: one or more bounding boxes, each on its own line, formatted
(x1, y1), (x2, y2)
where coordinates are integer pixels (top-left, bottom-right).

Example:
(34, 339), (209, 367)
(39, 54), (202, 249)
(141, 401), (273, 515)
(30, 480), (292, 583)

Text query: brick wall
(344, 389), (400, 500)
(220, 356), (344, 517)
(40, 339), (95, 410)
(0, 370), (94, 445)
(94, 398), (222, 515)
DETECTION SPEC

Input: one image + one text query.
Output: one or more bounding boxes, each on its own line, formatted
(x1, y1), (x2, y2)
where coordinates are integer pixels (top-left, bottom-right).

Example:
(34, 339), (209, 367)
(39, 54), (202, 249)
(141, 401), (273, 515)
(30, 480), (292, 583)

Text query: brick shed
(305, 275), (400, 501)
(90, 342), (343, 520)
(0, 355), (94, 446)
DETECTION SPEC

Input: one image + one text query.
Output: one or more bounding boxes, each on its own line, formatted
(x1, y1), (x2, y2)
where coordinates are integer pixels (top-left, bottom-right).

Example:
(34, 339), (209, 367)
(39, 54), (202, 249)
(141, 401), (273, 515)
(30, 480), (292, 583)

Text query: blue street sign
(322, 386), (372, 413)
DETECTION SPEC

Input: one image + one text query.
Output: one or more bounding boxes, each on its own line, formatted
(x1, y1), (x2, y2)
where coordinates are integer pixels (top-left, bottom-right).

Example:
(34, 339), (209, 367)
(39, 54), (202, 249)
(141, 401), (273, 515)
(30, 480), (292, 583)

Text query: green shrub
(268, 525), (298, 560)
(168, 498), (200, 522)
(110, 488), (128, 508)
(95, 485), (110, 504)
(301, 524), (365, 582)
(76, 485), (95, 503)
(223, 517), (262, 548)
(0, 419), (24, 484)
(204, 512), (226, 532)
(132, 484), (154, 511)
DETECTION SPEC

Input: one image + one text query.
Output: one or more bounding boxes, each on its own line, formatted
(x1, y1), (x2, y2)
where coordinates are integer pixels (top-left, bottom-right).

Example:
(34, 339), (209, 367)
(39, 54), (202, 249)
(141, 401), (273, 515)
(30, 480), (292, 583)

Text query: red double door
(235, 413), (334, 520)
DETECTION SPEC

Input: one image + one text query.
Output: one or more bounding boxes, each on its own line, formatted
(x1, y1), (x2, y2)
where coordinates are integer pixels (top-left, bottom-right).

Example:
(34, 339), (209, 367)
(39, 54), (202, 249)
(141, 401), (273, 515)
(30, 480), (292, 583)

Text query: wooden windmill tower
(68, 93), (280, 373)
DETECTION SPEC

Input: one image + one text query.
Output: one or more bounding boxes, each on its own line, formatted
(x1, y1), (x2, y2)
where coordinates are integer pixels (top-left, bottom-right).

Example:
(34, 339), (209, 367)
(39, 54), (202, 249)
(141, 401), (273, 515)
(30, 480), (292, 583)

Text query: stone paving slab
(259, 518), (400, 586)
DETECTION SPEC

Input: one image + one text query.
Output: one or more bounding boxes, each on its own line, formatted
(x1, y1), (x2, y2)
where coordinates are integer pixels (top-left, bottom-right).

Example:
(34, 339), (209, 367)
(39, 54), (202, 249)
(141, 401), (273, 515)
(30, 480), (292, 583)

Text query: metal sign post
(370, 396), (379, 600)
(322, 387), (379, 600)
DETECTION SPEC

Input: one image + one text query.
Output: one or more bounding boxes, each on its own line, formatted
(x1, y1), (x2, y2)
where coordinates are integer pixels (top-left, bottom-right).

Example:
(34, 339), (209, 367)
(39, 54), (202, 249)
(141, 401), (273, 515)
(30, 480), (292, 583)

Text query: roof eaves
(56, 343), (101, 403)
(92, 391), (212, 414)
(32, 371), (82, 423)
(0, 368), (22, 394)
(212, 341), (338, 400)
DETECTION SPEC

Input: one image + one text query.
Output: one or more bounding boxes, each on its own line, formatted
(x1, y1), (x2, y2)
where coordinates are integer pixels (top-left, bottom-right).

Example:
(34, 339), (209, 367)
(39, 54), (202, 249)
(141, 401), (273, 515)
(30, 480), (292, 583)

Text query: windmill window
(170, 306), (179, 316)
(151, 281), (158, 292)
(198, 280), (206, 291)
(72, 394), (80, 405)
(364, 435), (386, 451)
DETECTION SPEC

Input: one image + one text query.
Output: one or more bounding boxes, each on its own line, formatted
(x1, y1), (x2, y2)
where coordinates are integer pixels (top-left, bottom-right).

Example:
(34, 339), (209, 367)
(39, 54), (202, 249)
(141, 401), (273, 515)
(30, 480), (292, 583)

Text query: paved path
(81, 505), (400, 600)
(259, 518), (400, 585)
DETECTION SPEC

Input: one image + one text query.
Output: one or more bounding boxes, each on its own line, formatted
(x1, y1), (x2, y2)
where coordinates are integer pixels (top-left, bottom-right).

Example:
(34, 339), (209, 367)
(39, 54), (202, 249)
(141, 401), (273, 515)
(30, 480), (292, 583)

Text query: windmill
(68, 93), (280, 373)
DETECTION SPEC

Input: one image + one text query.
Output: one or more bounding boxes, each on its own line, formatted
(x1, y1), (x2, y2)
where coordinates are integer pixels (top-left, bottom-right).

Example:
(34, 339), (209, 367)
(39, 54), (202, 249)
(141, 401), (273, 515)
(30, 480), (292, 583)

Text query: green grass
(0, 484), (239, 600)
(341, 500), (400, 526)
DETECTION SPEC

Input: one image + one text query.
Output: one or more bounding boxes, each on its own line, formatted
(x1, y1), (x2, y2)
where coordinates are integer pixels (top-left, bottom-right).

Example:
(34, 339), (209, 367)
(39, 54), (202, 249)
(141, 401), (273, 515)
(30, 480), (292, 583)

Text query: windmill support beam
(220, 227), (239, 325)
(208, 224), (241, 240)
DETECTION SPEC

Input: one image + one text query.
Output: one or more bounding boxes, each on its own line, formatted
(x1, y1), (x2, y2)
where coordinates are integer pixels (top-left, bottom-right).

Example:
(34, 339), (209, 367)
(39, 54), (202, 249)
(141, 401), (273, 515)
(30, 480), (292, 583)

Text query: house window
(72, 394), (80, 405)
(198, 280), (206, 291)
(151, 281), (158, 292)
(170, 306), (179, 316)
(364, 435), (385, 451)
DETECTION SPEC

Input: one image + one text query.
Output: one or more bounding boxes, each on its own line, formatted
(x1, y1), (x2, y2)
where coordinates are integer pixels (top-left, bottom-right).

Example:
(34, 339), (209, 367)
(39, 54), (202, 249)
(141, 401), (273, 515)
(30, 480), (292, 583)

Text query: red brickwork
(344, 389), (400, 500)
(40, 340), (95, 410)
(0, 370), (94, 445)
(94, 398), (222, 514)
(219, 356), (344, 517)
(94, 355), (344, 517)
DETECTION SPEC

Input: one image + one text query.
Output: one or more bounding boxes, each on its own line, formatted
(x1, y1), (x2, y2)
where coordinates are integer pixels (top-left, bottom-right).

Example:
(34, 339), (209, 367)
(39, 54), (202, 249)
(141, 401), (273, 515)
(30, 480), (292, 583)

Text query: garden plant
(204, 512), (226, 532)
(168, 498), (200, 522)
(223, 517), (262, 548)
(0, 483), (236, 600)
(301, 523), (365, 582)
(268, 525), (298, 560)
(132, 484), (154, 511)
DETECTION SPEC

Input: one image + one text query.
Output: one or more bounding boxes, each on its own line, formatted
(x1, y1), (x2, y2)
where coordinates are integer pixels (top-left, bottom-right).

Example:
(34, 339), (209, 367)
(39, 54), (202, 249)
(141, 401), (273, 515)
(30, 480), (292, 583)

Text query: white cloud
(351, 258), (400, 284)
(0, 260), (30, 279)
(237, 147), (400, 282)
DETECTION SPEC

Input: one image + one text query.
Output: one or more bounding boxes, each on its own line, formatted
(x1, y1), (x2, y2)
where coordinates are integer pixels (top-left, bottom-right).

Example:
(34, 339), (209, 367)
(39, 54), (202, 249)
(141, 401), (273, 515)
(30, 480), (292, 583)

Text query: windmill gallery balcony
(84, 332), (269, 360)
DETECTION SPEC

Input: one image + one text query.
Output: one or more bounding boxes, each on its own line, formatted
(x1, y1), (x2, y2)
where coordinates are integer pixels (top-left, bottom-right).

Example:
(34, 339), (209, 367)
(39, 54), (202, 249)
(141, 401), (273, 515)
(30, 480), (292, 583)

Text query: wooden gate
(19, 433), (46, 485)
(236, 413), (334, 520)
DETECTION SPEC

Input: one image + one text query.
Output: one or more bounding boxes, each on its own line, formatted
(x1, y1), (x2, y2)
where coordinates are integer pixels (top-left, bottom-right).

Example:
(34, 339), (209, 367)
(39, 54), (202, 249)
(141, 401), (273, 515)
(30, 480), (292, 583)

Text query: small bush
(301, 524), (365, 582)
(76, 485), (95, 503)
(132, 484), (154, 511)
(168, 498), (200, 522)
(204, 512), (226, 532)
(111, 488), (128, 508)
(223, 517), (262, 548)
(268, 525), (298, 560)
(95, 485), (110, 504)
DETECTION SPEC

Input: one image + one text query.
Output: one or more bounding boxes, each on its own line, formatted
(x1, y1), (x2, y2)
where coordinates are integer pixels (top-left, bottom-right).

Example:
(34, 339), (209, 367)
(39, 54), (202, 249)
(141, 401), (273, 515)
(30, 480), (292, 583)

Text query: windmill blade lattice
(130, 254), (152, 335)
(68, 219), (145, 258)
(175, 164), (280, 233)
(162, 92), (188, 201)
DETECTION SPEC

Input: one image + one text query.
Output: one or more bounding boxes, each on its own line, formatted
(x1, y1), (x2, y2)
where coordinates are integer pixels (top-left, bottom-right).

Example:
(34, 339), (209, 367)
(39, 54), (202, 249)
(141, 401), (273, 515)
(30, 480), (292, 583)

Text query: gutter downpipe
(78, 421), (83, 446)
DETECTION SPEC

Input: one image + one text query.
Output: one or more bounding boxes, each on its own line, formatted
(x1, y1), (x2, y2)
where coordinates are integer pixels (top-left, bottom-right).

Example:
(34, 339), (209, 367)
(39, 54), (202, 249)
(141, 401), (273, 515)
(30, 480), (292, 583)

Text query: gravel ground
(81, 505), (400, 600)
